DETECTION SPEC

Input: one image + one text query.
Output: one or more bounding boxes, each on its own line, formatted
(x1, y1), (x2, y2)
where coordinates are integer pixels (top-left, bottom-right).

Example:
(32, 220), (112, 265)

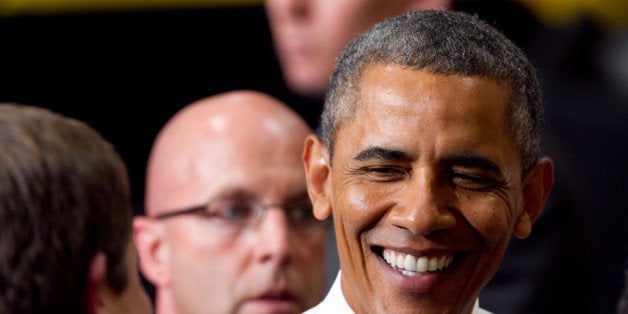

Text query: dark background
(0, 5), (322, 213)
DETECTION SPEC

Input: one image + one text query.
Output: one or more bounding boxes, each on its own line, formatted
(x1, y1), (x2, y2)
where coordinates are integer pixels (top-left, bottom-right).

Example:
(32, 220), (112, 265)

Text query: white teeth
(382, 248), (453, 276)
(404, 254), (417, 272)
(428, 257), (438, 271)
(396, 253), (404, 269)
(416, 256), (428, 272)
(438, 256), (447, 270)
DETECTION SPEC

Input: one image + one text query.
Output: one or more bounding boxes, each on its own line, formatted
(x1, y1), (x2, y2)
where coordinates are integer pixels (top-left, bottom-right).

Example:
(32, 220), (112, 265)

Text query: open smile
(381, 248), (454, 276)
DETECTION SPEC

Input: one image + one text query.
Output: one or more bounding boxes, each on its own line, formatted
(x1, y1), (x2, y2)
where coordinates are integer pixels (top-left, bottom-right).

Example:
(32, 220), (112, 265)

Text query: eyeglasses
(153, 196), (328, 232)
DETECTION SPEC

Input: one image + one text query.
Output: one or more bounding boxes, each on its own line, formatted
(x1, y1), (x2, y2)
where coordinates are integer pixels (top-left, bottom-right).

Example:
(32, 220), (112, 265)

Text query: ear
(302, 135), (333, 220)
(407, 0), (453, 11)
(514, 157), (554, 239)
(86, 252), (107, 314)
(133, 216), (171, 287)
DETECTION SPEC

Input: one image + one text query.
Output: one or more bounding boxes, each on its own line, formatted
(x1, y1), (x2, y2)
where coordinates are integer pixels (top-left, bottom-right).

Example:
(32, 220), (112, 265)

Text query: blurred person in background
(133, 90), (328, 314)
(265, 0), (452, 101)
(0, 103), (152, 314)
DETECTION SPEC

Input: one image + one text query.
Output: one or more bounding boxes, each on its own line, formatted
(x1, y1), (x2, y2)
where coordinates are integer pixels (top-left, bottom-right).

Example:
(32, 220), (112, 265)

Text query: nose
(388, 169), (456, 235)
(254, 206), (292, 265)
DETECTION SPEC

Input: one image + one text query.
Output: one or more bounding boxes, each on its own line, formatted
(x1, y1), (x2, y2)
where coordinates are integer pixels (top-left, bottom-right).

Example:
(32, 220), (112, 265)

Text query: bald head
(145, 90), (312, 216)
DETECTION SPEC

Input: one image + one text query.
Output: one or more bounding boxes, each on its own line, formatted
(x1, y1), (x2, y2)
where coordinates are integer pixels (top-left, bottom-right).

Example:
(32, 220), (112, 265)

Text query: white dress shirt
(305, 271), (493, 314)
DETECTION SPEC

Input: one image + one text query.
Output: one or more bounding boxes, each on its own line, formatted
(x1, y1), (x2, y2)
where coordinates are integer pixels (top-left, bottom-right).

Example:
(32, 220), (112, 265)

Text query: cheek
(336, 184), (388, 234)
(166, 221), (246, 270)
(167, 224), (249, 304)
(332, 182), (394, 269)
(458, 193), (515, 245)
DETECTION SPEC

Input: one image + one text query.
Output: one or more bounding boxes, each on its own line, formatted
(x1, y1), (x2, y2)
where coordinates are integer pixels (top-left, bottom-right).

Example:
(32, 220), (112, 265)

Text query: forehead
(149, 124), (307, 210)
(356, 64), (509, 121)
(195, 139), (306, 195)
(335, 64), (518, 164)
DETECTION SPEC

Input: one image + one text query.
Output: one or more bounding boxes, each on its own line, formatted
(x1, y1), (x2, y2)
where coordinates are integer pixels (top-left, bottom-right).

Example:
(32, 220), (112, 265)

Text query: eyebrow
(353, 146), (411, 162)
(353, 148), (503, 176)
(445, 153), (503, 176)
(211, 188), (256, 201)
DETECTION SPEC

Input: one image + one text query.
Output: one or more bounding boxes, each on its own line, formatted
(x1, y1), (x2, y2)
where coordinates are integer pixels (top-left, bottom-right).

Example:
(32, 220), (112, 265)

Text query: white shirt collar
(304, 271), (352, 313)
(304, 271), (493, 314)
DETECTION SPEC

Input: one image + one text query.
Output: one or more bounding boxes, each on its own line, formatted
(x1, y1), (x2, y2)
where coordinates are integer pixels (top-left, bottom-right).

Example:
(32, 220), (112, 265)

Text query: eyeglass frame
(151, 196), (329, 231)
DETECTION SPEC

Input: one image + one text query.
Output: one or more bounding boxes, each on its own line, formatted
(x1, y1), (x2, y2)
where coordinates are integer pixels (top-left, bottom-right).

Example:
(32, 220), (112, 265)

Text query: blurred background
(1, 0), (626, 313)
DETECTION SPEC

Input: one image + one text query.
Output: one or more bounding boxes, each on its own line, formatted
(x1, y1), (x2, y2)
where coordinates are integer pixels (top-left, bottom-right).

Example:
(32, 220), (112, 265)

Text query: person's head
(0, 103), (152, 314)
(303, 10), (554, 313)
(265, 0), (452, 98)
(134, 90), (327, 314)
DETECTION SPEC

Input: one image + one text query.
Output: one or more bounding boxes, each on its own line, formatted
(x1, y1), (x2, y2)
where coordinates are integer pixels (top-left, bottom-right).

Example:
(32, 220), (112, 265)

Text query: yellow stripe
(0, 0), (263, 17)
(523, 0), (628, 28)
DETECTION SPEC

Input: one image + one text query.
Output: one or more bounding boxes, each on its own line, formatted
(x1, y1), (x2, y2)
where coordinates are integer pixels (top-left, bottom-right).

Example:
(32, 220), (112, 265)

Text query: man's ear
(86, 252), (107, 314)
(302, 135), (333, 220)
(514, 157), (554, 239)
(133, 216), (170, 287)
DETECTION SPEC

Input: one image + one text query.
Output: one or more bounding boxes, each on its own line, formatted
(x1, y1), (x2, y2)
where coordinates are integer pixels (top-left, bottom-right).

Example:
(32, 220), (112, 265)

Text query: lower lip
(242, 299), (301, 314)
(378, 256), (448, 293)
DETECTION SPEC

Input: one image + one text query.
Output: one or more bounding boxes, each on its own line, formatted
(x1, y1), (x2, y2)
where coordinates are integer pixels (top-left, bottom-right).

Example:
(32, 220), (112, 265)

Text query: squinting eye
(362, 166), (408, 182)
(208, 201), (255, 222)
(451, 172), (497, 191)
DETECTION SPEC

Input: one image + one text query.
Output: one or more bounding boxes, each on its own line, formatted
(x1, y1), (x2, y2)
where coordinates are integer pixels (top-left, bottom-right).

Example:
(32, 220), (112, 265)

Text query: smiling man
(302, 10), (554, 313)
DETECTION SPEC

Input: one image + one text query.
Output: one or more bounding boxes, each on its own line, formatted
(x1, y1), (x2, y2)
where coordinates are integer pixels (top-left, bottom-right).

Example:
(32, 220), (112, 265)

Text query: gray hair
(321, 10), (542, 174)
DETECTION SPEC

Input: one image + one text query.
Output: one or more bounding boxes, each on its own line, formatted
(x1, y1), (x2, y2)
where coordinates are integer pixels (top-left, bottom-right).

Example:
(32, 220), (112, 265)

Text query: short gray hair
(321, 10), (542, 174)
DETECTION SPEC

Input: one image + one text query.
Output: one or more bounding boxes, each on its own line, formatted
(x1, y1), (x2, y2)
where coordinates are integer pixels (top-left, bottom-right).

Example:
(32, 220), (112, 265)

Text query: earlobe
(302, 135), (333, 220)
(133, 217), (170, 286)
(513, 212), (532, 239)
(514, 157), (554, 239)
(86, 252), (107, 314)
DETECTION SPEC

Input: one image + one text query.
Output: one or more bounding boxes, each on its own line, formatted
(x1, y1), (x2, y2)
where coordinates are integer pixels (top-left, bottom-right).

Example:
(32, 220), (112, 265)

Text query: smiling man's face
(308, 63), (539, 313)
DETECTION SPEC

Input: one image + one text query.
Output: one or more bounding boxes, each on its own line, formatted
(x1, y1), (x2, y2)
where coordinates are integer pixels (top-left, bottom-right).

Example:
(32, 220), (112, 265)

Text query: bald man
(134, 90), (328, 314)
